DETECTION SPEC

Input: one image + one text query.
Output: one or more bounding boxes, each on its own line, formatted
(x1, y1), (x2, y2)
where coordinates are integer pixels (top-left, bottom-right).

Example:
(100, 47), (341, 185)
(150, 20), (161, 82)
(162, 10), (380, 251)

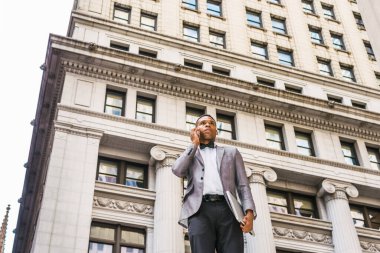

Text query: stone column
(150, 146), (184, 253)
(318, 179), (361, 253)
(245, 165), (277, 253)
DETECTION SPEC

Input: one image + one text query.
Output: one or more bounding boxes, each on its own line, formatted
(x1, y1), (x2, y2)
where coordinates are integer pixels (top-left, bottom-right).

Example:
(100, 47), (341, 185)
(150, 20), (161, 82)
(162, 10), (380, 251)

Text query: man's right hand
(190, 127), (200, 146)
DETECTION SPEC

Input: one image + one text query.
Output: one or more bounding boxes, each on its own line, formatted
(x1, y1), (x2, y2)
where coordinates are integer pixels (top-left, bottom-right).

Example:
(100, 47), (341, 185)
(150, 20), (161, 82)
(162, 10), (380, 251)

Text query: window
(327, 94), (342, 103)
(341, 141), (359, 166)
(269, 0), (281, 4)
(212, 66), (230, 76)
(247, 11), (262, 28)
(295, 131), (315, 156)
(183, 24), (199, 42)
(110, 42), (129, 52)
(184, 59), (203, 69)
(89, 223), (146, 253)
(353, 12), (365, 30)
(350, 205), (380, 229)
(216, 113), (235, 140)
(186, 106), (205, 130)
(251, 42), (268, 60)
(209, 31), (225, 49)
(322, 4), (336, 20)
(97, 158), (147, 188)
(351, 100), (366, 109)
(302, 0), (315, 14)
(182, 0), (197, 10)
(367, 147), (380, 170)
(310, 27), (324, 44)
(278, 49), (294, 67)
(104, 90), (125, 116)
(317, 59), (333, 76)
(140, 13), (157, 31)
(285, 84), (302, 94)
(267, 189), (318, 218)
(136, 96), (155, 123)
(376, 72), (380, 87)
(271, 17), (287, 34)
(340, 65), (356, 83)
(138, 48), (157, 58)
(257, 77), (275, 87)
(207, 0), (222, 17)
(364, 41), (376, 60)
(331, 33), (345, 50)
(113, 4), (131, 24)
(265, 124), (285, 150)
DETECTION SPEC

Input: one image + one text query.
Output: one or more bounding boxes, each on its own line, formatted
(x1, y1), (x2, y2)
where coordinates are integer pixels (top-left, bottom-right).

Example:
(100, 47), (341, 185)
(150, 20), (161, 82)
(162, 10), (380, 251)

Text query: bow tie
(200, 142), (215, 149)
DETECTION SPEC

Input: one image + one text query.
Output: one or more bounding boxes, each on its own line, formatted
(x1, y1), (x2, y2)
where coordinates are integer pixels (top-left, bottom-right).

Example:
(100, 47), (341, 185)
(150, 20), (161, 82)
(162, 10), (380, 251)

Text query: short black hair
(195, 114), (216, 126)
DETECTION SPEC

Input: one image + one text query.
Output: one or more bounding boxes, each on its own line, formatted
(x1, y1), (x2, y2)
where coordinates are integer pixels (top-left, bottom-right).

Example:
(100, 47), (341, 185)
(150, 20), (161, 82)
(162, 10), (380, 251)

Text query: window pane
(350, 206), (365, 227)
(368, 147), (380, 170)
(114, 7), (130, 23)
(183, 0), (197, 10)
(121, 229), (145, 246)
(89, 242), (113, 253)
(184, 26), (199, 42)
(136, 112), (153, 122)
(368, 209), (380, 229)
(278, 50), (293, 66)
(137, 99), (153, 114)
(267, 191), (288, 214)
(126, 165), (144, 180)
(207, 1), (221, 16)
(252, 43), (267, 60)
(106, 93), (123, 107)
(218, 131), (233, 139)
(90, 226), (115, 241)
(272, 19), (286, 34)
(99, 160), (118, 175)
(266, 127), (281, 142)
(210, 33), (224, 48)
(141, 15), (156, 31)
(247, 12), (261, 27)
(98, 175), (117, 183)
(105, 106), (122, 116)
(121, 247), (144, 253)
(293, 196), (315, 218)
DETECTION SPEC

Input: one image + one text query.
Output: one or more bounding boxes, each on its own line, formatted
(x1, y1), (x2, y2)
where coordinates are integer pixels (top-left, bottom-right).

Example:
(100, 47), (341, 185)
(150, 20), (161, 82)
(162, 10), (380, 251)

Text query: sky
(0, 1), (74, 252)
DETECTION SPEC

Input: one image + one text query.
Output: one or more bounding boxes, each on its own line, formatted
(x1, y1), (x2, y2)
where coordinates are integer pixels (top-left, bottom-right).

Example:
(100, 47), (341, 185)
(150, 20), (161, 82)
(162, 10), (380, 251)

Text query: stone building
(13, 0), (380, 252)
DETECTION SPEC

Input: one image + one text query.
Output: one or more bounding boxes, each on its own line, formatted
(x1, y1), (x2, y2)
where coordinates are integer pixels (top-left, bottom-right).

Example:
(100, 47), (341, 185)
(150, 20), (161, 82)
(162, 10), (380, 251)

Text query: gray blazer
(172, 144), (256, 228)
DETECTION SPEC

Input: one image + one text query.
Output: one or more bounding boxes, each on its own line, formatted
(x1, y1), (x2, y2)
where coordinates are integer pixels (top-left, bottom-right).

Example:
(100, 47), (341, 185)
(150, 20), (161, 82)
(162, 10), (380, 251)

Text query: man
(172, 114), (256, 253)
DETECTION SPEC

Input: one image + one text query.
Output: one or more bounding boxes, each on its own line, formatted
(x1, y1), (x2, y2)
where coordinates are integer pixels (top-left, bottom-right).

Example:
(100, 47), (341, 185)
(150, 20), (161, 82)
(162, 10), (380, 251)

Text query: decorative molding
(150, 145), (181, 170)
(272, 226), (332, 245)
(93, 196), (153, 216)
(54, 121), (103, 139)
(319, 179), (359, 202)
(361, 241), (380, 252)
(57, 105), (380, 177)
(61, 60), (380, 143)
(246, 164), (277, 185)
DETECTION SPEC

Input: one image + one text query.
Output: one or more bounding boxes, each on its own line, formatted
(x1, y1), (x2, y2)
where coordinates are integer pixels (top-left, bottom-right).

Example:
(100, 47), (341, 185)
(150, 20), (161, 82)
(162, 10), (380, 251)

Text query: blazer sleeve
(172, 144), (198, 178)
(235, 148), (257, 218)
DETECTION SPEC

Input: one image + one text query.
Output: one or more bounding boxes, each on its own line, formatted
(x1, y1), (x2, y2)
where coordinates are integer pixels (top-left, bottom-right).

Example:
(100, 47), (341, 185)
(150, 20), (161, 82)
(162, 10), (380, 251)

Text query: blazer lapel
(195, 148), (204, 166)
(216, 146), (224, 173)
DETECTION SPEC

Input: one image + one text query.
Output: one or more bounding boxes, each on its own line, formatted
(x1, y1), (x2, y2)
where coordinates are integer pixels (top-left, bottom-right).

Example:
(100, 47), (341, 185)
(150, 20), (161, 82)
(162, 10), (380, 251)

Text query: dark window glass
(310, 28), (324, 44)
(341, 141), (359, 166)
(98, 159), (118, 184)
(350, 205), (380, 229)
(183, 25), (199, 42)
(136, 96), (155, 123)
(278, 49), (294, 67)
(217, 114), (235, 140)
(285, 84), (302, 94)
(265, 125), (285, 150)
(257, 78), (275, 87)
(272, 18), (287, 34)
(182, 0), (197, 10)
(331, 33), (346, 50)
(247, 11), (262, 28)
(138, 48), (157, 58)
(302, 0), (315, 14)
(184, 59), (203, 69)
(110, 42), (129, 52)
(186, 107), (205, 131)
(105, 90), (125, 116)
(209, 31), (225, 49)
(251, 42), (268, 60)
(322, 4), (336, 20)
(207, 0), (222, 17)
(340, 65), (356, 83)
(327, 95), (342, 103)
(212, 66), (230, 76)
(367, 147), (380, 170)
(318, 59), (333, 76)
(293, 195), (316, 218)
(295, 131), (315, 156)
(113, 4), (131, 24)
(125, 164), (146, 188)
(267, 191), (288, 214)
(353, 12), (365, 29)
(351, 101), (366, 109)
(364, 41), (376, 60)
(140, 13), (157, 31)
(269, 0), (281, 4)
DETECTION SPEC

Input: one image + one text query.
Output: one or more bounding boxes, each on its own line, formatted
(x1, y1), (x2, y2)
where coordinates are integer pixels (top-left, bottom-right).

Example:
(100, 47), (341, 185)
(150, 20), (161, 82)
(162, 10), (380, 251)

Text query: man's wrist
(246, 209), (257, 219)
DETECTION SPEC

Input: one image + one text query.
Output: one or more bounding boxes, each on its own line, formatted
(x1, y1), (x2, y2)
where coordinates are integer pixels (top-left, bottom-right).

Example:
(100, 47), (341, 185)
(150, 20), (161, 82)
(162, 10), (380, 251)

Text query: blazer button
(201, 177), (203, 180)
(202, 168), (205, 171)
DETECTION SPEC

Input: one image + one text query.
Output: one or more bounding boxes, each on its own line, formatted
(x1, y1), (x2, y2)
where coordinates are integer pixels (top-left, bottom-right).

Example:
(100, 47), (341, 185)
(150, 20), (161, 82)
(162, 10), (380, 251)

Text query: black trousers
(188, 200), (244, 253)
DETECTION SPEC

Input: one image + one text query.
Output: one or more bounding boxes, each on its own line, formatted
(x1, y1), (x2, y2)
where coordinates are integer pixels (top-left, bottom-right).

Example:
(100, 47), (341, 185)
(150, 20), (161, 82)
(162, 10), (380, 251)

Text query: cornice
(61, 59), (380, 142)
(271, 212), (333, 231)
(94, 181), (156, 201)
(57, 104), (380, 177)
(68, 12), (380, 96)
(54, 121), (103, 139)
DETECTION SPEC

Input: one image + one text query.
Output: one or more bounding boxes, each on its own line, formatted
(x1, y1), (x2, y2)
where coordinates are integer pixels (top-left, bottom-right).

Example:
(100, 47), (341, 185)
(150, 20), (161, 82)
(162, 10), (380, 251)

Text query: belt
(202, 194), (225, 202)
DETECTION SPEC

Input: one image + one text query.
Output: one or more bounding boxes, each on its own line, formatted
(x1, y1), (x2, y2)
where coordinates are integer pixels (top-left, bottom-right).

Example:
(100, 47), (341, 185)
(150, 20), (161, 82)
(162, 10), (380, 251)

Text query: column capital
(245, 163), (277, 185)
(319, 179), (359, 201)
(150, 145), (181, 170)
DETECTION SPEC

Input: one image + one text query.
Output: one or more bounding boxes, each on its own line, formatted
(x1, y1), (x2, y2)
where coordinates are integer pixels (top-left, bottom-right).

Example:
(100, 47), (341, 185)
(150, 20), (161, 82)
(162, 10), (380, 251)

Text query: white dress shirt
(199, 145), (224, 195)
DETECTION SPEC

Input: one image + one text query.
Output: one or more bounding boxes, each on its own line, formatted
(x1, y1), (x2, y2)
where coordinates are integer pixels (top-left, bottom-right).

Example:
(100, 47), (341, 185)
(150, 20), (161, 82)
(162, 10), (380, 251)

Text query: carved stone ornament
(93, 196), (153, 215)
(150, 146), (167, 161)
(272, 226), (332, 245)
(246, 164), (277, 185)
(320, 179), (359, 201)
(360, 241), (380, 252)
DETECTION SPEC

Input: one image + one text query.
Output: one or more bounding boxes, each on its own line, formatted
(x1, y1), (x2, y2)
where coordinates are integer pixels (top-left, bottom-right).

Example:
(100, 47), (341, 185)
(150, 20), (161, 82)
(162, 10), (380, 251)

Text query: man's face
(196, 116), (217, 142)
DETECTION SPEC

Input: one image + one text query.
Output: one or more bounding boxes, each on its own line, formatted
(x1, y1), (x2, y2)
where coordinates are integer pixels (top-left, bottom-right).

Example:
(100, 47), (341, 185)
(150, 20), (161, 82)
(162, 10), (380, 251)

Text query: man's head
(195, 114), (217, 143)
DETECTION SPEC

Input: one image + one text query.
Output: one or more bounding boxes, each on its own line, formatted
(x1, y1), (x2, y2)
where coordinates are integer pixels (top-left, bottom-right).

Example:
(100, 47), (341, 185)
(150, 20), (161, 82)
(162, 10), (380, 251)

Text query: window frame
(113, 4), (131, 24)
(251, 42), (268, 60)
(140, 12), (157, 31)
(136, 96), (156, 123)
(104, 89), (126, 117)
(265, 124), (285, 150)
(331, 33), (346, 50)
(183, 24), (200, 42)
(340, 141), (360, 166)
(209, 31), (226, 49)
(271, 17), (287, 35)
(295, 131), (315, 156)
(309, 27), (324, 45)
(206, 0), (222, 17)
(246, 10), (262, 28)
(216, 113), (236, 140)
(182, 0), (198, 10)
(186, 106), (205, 131)
(277, 49), (294, 67)
(340, 64), (356, 83)
(317, 58), (333, 76)
(284, 84), (303, 94)
(350, 205), (380, 230)
(302, 0), (315, 14)
(322, 4), (336, 20)
(364, 41), (376, 60)
(367, 146), (380, 170)
(353, 12), (365, 30)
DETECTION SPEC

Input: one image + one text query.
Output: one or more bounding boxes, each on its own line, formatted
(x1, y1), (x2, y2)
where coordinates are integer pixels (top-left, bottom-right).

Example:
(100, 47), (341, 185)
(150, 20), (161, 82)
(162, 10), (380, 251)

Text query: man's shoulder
(217, 144), (238, 153)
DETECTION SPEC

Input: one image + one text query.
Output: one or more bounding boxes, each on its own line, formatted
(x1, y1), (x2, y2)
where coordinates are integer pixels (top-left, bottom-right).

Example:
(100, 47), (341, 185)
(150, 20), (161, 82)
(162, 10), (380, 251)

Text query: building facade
(13, 0), (380, 252)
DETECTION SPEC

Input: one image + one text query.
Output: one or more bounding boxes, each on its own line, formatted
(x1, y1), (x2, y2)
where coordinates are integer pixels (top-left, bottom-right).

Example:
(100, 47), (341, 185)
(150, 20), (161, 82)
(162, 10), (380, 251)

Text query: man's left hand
(240, 210), (254, 233)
